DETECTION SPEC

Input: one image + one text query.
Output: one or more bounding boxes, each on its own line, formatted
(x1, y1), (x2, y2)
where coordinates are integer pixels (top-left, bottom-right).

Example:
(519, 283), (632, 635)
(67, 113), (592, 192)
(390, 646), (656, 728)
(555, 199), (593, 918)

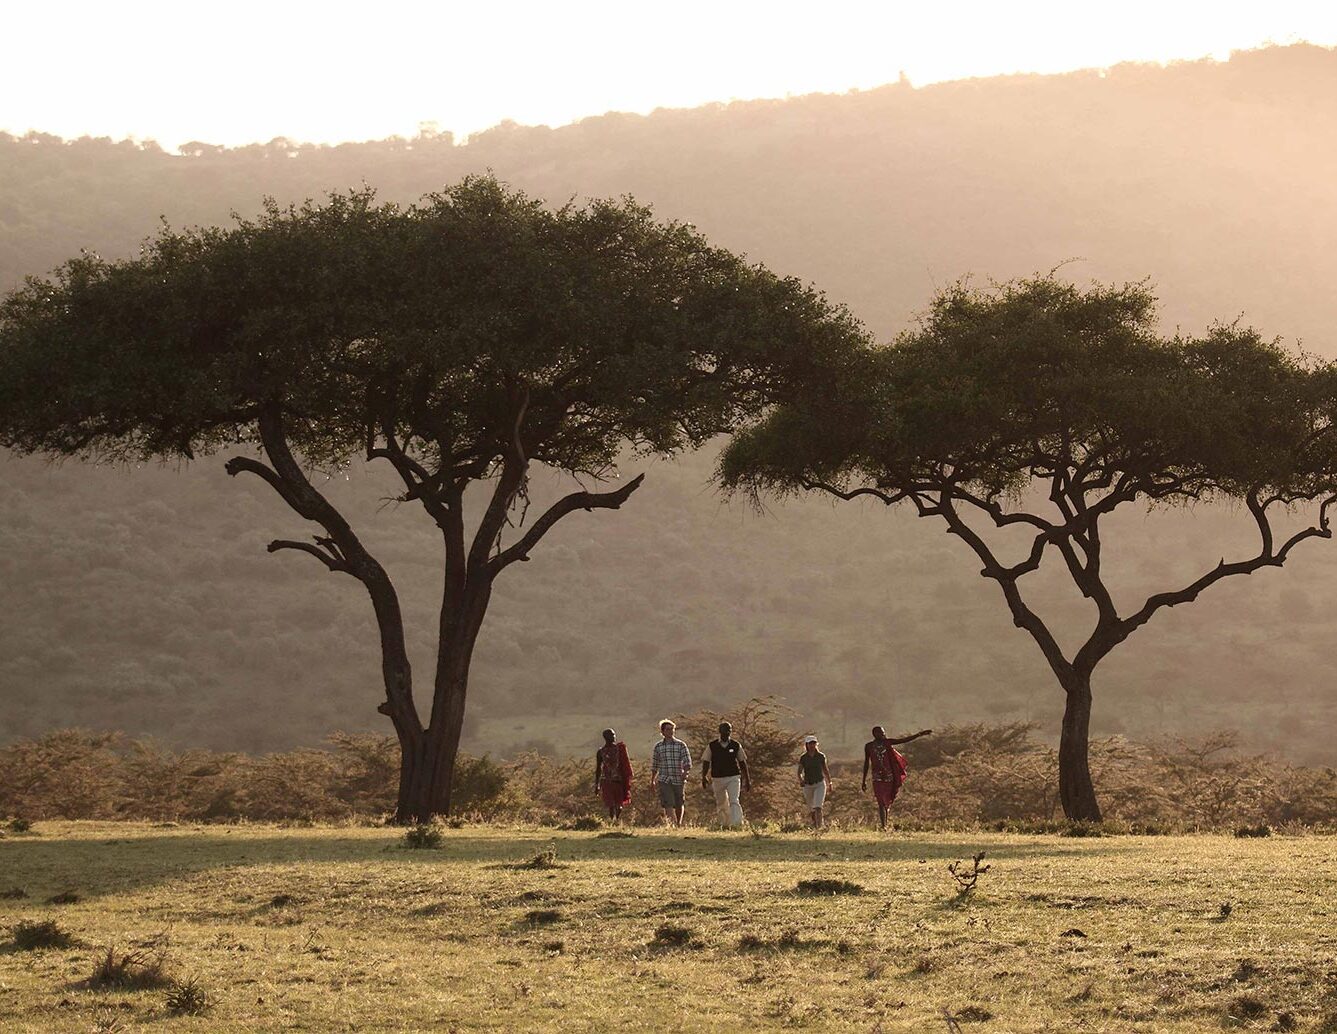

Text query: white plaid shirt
(652, 737), (692, 784)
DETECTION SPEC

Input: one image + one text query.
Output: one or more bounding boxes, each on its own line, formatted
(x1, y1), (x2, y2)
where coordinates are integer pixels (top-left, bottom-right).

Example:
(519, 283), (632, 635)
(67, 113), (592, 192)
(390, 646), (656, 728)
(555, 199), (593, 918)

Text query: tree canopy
(722, 276), (1337, 820)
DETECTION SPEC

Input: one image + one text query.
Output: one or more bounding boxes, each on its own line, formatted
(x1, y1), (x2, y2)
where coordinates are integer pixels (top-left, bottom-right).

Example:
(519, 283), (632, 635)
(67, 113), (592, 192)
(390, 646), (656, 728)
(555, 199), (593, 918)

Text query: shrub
(524, 909), (562, 925)
(403, 824), (444, 850)
(518, 848), (561, 870)
(10, 918), (73, 950)
(165, 977), (213, 1015)
(85, 947), (172, 990)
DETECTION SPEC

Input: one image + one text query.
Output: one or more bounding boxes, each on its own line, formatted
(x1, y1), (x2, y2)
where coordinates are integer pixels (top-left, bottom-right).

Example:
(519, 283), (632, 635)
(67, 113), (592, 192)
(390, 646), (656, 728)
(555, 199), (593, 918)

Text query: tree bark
(1058, 672), (1102, 822)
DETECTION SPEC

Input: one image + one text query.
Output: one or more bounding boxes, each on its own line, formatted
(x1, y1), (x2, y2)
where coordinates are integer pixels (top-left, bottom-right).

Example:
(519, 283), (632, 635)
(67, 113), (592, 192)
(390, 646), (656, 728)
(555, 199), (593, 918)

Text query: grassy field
(2, 823), (1336, 1032)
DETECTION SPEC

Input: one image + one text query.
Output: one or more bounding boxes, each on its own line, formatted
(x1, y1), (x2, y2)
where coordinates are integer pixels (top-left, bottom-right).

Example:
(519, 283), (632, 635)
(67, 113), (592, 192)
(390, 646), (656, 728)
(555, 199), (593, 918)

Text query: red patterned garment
(598, 742), (633, 808)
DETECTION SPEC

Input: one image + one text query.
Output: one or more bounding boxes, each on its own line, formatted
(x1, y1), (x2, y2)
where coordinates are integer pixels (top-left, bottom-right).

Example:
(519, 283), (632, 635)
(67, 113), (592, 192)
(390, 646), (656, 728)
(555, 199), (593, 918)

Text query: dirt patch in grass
(796, 878), (863, 896)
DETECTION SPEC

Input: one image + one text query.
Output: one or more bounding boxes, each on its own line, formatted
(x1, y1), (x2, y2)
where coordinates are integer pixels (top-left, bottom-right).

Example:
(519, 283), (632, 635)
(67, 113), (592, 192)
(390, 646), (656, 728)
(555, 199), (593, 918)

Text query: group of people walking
(594, 720), (932, 829)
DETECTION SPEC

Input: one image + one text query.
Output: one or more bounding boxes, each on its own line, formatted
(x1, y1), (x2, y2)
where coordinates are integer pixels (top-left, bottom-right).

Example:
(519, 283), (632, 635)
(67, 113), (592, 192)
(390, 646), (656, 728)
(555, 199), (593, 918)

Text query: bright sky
(5, 1), (1336, 150)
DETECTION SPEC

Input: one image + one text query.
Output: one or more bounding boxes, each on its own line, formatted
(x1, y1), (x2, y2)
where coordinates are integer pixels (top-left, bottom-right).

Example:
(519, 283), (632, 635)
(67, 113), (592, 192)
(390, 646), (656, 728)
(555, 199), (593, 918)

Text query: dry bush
(9, 918), (74, 950)
(3, 720), (1336, 829)
(84, 947), (173, 991)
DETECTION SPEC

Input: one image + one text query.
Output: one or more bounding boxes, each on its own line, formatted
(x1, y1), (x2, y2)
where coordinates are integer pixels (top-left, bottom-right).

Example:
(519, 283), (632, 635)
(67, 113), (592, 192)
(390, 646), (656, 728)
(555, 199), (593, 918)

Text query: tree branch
(490, 474), (647, 573)
(241, 405), (423, 733)
(267, 538), (352, 574)
(936, 494), (1072, 681)
(799, 478), (906, 506)
(1116, 493), (1336, 643)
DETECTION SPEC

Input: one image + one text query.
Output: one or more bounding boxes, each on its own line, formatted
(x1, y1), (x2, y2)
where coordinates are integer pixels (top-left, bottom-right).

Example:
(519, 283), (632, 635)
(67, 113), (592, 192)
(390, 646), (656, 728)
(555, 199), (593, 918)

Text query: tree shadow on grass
(0, 828), (1138, 901)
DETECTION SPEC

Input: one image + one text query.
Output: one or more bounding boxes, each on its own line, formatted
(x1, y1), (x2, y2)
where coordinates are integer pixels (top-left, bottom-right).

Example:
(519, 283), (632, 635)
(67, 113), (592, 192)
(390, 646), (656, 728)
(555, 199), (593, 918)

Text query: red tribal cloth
(599, 742), (633, 808)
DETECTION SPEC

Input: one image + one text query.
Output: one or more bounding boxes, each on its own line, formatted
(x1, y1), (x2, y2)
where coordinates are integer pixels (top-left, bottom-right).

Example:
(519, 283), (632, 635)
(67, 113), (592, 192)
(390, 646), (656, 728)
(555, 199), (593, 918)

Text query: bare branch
(1116, 493), (1336, 643)
(799, 478), (906, 506)
(267, 538), (352, 574)
(936, 495), (1072, 680)
(490, 474), (646, 573)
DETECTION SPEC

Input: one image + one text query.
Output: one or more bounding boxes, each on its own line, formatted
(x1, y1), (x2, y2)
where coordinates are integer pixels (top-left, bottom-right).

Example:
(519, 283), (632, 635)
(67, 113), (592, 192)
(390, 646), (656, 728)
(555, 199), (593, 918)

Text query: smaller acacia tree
(0, 176), (867, 822)
(721, 276), (1337, 821)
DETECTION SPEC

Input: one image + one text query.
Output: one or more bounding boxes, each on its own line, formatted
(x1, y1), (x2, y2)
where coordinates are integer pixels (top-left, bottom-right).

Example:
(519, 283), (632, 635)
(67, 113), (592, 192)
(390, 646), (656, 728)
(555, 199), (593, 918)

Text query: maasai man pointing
(862, 725), (931, 830)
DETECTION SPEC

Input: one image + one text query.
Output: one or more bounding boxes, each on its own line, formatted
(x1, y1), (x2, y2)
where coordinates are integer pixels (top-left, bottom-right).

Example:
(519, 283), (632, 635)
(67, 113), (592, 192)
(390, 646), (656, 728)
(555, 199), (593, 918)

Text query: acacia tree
(0, 176), (866, 822)
(721, 276), (1337, 821)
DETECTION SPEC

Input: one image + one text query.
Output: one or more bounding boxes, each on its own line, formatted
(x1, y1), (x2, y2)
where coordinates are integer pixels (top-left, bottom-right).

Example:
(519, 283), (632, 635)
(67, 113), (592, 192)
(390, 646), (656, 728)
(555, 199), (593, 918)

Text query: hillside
(3, 45), (1337, 762)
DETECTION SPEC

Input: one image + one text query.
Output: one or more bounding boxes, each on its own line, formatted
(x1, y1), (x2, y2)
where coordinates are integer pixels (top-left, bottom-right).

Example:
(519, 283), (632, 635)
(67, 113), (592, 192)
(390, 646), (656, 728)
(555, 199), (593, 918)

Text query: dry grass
(1, 822), (1335, 1031)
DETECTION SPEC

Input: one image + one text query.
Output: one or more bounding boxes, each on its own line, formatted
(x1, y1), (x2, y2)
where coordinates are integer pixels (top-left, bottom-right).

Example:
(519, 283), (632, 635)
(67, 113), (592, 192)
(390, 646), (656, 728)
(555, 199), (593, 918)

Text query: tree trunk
(396, 729), (456, 824)
(1058, 673), (1102, 822)
(393, 577), (490, 823)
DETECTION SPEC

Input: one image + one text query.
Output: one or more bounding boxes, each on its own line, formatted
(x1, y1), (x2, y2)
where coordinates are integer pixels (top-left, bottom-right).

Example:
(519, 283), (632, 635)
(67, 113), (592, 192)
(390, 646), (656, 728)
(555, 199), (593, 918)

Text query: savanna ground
(1, 823), (1335, 1033)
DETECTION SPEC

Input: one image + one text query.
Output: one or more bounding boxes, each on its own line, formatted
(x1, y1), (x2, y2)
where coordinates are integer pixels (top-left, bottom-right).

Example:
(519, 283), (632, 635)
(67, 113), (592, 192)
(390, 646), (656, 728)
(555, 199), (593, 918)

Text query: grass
(1, 822), (1336, 1031)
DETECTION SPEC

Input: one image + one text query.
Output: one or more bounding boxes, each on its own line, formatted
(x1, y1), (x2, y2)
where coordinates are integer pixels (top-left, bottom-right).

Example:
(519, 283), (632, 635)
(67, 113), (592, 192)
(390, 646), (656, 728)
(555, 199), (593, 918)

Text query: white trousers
(712, 775), (744, 826)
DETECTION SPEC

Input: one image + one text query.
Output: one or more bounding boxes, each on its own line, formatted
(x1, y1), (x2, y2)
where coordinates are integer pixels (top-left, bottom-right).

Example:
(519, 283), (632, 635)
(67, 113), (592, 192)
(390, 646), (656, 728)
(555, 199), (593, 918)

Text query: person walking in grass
(861, 725), (932, 830)
(594, 728), (633, 822)
(701, 721), (750, 828)
(650, 719), (692, 827)
(797, 735), (832, 829)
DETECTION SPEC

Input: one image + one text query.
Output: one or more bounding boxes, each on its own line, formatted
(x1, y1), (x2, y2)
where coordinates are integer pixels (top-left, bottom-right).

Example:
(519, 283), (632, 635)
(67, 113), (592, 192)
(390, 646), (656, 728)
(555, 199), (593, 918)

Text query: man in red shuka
(862, 725), (931, 830)
(594, 728), (633, 822)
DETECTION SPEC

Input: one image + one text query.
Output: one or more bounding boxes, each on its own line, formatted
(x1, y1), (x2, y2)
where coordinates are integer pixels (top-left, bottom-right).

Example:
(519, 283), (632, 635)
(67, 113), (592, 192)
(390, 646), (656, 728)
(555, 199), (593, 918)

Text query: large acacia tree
(0, 176), (866, 821)
(721, 276), (1337, 821)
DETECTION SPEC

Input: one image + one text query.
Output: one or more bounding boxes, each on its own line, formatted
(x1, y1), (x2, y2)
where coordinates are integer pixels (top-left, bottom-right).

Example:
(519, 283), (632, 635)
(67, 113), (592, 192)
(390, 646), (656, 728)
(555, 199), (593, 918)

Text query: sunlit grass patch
(1, 822), (1334, 1031)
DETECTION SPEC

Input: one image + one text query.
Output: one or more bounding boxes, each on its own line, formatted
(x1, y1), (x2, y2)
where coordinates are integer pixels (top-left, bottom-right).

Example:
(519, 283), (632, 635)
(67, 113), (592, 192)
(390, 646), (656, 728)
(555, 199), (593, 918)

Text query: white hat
(803, 735), (818, 744)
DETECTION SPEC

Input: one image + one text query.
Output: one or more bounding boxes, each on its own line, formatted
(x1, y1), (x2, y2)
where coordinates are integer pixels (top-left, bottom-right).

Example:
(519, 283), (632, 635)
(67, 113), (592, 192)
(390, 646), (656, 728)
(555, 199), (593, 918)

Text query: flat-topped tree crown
(0, 175), (870, 821)
(722, 275), (1337, 822)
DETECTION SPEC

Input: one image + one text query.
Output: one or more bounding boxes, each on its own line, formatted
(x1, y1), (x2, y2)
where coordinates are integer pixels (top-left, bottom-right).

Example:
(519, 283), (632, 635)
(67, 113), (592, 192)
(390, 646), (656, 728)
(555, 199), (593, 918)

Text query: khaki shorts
(802, 782), (827, 809)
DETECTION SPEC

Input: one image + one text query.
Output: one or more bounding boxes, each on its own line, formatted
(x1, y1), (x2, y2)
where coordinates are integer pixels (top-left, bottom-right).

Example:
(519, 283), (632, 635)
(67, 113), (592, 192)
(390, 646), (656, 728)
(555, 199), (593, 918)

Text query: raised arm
(887, 729), (932, 745)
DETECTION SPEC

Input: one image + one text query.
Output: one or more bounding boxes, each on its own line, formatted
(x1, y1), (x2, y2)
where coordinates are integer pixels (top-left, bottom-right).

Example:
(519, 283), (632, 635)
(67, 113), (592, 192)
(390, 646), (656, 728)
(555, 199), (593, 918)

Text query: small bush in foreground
(165, 977), (213, 1015)
(6, 818), (32, 833)
(948, 852), (991, 894)
(796, 878), (863, 895)
(10, 918), (73, 950)
(1236, 823), (1272, 838)
(90, 1009), (129, 1033)
(85, 947), (172, 990)
(524, 909), (562, 925)
(403, 824), (444, 850)
(518, 848), (561, 870)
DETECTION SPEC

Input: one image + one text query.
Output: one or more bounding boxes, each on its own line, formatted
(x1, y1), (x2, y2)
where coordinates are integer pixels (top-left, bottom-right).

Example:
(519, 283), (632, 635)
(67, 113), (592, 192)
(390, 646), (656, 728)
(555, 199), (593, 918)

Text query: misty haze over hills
(3, 45), (1336, 762)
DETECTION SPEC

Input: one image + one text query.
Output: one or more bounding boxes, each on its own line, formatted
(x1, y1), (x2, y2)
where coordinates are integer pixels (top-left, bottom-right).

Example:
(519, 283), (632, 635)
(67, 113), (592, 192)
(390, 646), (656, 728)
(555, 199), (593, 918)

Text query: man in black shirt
(701, 721), (750, 827)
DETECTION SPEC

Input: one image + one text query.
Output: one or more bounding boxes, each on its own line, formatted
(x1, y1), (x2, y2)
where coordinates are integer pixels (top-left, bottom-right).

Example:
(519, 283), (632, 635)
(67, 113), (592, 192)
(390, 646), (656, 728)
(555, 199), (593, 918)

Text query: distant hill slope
(2, 45), (1336, 761)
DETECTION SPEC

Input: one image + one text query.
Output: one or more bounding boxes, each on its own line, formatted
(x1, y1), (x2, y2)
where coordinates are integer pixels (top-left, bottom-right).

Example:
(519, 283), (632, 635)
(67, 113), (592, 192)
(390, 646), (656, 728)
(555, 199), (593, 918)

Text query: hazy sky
(6, 1), (1336, 149)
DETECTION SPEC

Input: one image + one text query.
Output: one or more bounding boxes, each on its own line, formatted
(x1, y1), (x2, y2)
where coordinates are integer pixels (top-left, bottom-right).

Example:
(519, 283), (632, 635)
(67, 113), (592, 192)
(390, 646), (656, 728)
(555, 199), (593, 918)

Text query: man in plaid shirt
(650, 719), (692, 827)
